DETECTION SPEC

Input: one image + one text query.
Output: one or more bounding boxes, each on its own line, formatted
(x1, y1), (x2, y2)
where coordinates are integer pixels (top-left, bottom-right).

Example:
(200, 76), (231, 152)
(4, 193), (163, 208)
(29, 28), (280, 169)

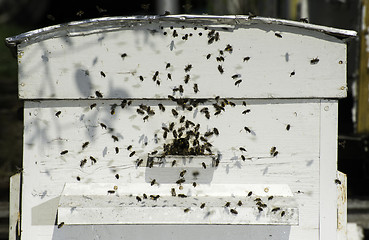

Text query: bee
(184, 208), (190, 213)
(216, 56), (225, 62)
(239, 147), (246, 152)
(286, 124), (291, 131)
(153, 71), (159, 81)
(90, 103), (97, 109)
(205, 111), (211, 119)
(241, 155), (246, 161)
(193, 182), (197, 187)
(230, 209), (238, 215)
(215, 158), (220, 167)
(335, 179), (342, 185)
(82, 142), (89, 149)
(208, 29), (215, 37)
(143, 193), (148, 199)
(214, 110), (221, 116)
(172, 109), (178, 117)
(192, 171), (200, 177)
(244, 126), (251, 133)
(206, 54), (211, 59)
(224, 44), (233, 53)
(242, 101), (247, 106)
(127, 100), (132, 106)
(136, 159), (143, 167)
(115, 147), (119, 154)
(184, 64), (192, 72)
(80, 159), (87, 167)
(268, 196), (274, 201)
(200, 107), (208, 113)
(158, 103), (165, 112)
(120, 100), (127, 108)
(237, 200), (243, 206)
(232, 74), (240, 79)
(156, 80), (160, 86)
(214, 32), (220, 41)
(136, 196), (142, 202)
(151, 150), (158, 155)
(137, 108), (145, 115)
(173, 130), (178, 138)
(204, 131), (214, 137)
(171, 160), (176, 166)
(271, 207), (280, 212)
(112, 135), (119, 142)
(213, 128), (219, 136)
(254, 198), (261, 202)
(143, 115), (149, 121)
(229, 101), (236, 107)
(166, 63), (171, 69)
(273, 151), (279, 156)
(171, 188), (176, 196)
(121, 53), (127, 59)
(300, 18), (309, 23)
(60, 150), (68, 155)
(193, 83), (199, 93)
(179, 170), (187, 177)
(107, 190), (115, 194)
(218, 65), (224, 74)
(281, 211), (285, 217)
(163, 131), (168, 139)
(76, 176), (81, 181)
(139, 76), (144, 81)
(115, 174), (119, 179)
(224, 202), (231, 207)
(95, 91), (103, 98)
(90, 156), (97, 164)
(310, 57), (319, 64)
(173, 30), (178, 37)
(55, 111), (61, 117)
(247, 191), (253, 197)
(290, 71), (295, 77)
(150, 179), (157, 186)
(200, 203), (206, 209)
(129, 151), (136, 157)
(182, 34), (189, 40)
(242, 109), (251, 114)
(275, 32), (282, 38)
(248, 12), (257, 19)
(150, 195), (160, 200)
(258, 207), (263, 212)
(270, 146), (277, 155)
(243, 56), (250, 62)
(100, 71), (106, 77)
(58, 222), (65, 228)
(202, 162), (206, 169)
(110, 108), (115, 115)
(179, 85), (184, 94)
(235, 79), (242, 86)
(176, 178), (185, 184)
(127, 145), (132, 151)
(168, 95), (175, 101)
(167, 73), (172, 80)
(178, 194), (187, 198)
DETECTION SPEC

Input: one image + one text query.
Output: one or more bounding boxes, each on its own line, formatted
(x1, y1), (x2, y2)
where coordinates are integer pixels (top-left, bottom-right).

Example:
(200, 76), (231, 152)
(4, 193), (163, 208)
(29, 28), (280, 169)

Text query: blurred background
(0, 0), (368, 239)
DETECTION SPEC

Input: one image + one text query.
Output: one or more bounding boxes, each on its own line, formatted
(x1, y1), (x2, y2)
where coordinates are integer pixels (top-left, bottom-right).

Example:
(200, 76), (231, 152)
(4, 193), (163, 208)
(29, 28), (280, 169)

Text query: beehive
(6, 15), (355, 240)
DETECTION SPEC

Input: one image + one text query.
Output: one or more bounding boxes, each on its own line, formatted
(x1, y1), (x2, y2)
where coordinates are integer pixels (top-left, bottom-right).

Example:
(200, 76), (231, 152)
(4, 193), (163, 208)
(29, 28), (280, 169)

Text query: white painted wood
(16, 19), (347, 99)
(9, 173), (21, 240)
(22, 99), (321, 239)
(337, 171), (347, 240)
(319, 100), (338, 240)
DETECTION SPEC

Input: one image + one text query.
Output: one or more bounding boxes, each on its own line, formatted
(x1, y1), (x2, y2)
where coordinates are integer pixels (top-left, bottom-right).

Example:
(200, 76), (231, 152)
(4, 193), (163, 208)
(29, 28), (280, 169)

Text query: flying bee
(243, 56), (250, 62)
(281, 211), (285, 217)
(184, 208), (190, 213)
(290, 71), (295, 77)
(248, 191), (253, 197)
(218, 65), (224, 74)
(136, 159), (143, 167)
(150, 179), (157, 186)
(166, 63), (171, 69)
(121, 53), (127, 59)
(202, 162), (206, 169)
(129, 151), (136, 157)
(112, 135), (119, 142)
(224, 202), (231, 207)
(242, 109), (251, 114)
(115, 147), (119, 154)
(184, 74), (190, 84)
(60, 150), (68, 155)
(158, 103), (165, 111)
(180, 170), (187, 177)
(268, 196), (274, 201)
(95, 91), (103, 98)
(224, 44), (233, 53)
(171, 160), (176, 166)
(100, 71), (106, 77)
(82, 142), (89, 149)
(178, 194), (187, 198)
(200, 203), (206, 209)
(230, 209), (238, 215)
(139, 76), (144, 81)
(193, 83), (199, 93)
(90, 156), (97, 164)
(237, 200), (243, 206)
(244, 126), (251, 133)
(90, 103), (97, 109)
(275, 32), (282, 38)
(206, 54), (211, 59)
(176, 178), (185, 184)
(310, 57), (319, 64)
(55, 111), (61, 117)
(235, 79), (242, 86)
(171, 188), (176, 196)
(172, 109), (178, 117)
(136, 196), (142, 202)
(286, 124), (291, 131)
(80, 159), (87, 167)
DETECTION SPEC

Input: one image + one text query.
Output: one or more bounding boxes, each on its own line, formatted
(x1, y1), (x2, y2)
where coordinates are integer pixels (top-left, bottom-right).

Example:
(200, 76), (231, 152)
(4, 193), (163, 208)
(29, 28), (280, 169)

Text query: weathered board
(13, 16), (349, 99)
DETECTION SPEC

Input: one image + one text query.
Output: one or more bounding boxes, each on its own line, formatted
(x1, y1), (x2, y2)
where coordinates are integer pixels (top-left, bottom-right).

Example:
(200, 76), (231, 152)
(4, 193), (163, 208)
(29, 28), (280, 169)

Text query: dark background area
(0, 0), (367, 239)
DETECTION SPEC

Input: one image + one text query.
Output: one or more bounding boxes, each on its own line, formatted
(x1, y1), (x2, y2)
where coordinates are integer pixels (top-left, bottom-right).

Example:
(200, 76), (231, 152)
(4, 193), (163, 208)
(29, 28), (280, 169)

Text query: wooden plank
(21, 99), (321, 239)
(9, 173), (21, 240)
(319, 100), (338, 240)
(357, 0), (369, 133)
(17, 21), (347, 99)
